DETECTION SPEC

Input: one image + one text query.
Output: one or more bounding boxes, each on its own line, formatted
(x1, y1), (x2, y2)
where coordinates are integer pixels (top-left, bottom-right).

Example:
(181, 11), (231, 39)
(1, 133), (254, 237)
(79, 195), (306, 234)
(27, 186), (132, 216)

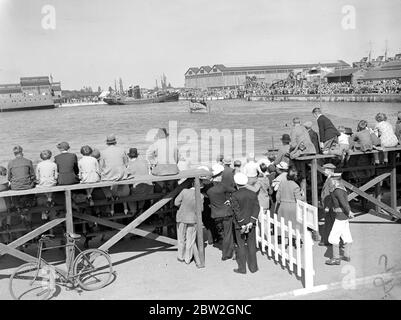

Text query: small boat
(103, 86), (179, 105)
(189, 99), (210, 113)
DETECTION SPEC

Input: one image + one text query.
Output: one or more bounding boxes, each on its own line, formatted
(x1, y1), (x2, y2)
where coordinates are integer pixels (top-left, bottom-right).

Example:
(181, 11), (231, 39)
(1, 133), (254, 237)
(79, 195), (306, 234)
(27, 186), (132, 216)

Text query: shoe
(221, 256), (233, 261)
(124, 209), (129, 215)
(233, 268), (246, 274)
(196, 264), (205, 269)
(177, 258), (184, 263)
(341, 256), (351, 262)
(318, 241), (329, 247)
(250, 268), (259, 273)
(87, 196), (94, 206)
(325, 258), (341, 265)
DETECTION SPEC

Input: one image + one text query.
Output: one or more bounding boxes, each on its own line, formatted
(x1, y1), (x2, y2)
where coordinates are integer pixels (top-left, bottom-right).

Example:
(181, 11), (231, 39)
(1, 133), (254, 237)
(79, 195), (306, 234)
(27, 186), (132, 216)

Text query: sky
(0, 0), (400, 90)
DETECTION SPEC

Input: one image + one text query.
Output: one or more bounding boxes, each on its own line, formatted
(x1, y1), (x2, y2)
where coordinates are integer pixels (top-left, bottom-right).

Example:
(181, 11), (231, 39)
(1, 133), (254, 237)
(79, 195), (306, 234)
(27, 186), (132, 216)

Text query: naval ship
(0, 76), (61, 112)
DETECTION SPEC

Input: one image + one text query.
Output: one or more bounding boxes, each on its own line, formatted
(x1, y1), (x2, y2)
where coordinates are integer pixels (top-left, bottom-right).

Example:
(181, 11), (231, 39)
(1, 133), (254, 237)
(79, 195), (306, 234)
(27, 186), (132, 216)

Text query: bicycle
(9, 233), (114, 300)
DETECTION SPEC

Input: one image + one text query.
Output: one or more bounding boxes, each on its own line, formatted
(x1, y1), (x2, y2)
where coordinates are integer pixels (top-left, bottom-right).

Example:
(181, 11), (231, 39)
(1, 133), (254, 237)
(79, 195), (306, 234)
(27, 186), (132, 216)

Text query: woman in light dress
(78, 145), (101, 206)
(374, 113), (399, 163)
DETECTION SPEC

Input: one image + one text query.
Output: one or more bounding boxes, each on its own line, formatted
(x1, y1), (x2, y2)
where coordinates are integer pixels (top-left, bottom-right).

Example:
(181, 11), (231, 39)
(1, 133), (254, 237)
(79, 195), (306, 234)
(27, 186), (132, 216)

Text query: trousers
(177, 222), (200, 265)
(215, 216), (235, 259)
(234, 227), (258, 273)
(328, 219), (353, 245)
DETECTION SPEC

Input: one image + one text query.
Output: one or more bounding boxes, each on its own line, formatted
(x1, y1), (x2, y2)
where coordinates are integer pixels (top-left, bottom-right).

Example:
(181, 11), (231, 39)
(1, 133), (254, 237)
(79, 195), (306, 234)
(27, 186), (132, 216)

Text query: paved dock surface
(0, 212), (400, 300)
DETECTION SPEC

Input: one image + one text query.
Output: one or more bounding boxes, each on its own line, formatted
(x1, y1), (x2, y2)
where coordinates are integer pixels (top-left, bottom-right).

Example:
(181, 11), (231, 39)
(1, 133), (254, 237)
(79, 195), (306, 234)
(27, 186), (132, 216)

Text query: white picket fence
(255, 205), (315, 290)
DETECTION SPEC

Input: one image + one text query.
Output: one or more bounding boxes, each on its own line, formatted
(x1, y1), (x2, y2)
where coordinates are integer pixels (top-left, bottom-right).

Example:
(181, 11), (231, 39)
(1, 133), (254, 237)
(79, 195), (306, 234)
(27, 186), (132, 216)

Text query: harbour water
(0, 100), (400, 168)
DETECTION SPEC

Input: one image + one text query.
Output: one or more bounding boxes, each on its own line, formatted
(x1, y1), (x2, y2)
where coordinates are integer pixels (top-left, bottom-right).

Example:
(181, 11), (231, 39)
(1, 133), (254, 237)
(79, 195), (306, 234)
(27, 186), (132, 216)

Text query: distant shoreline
(249, 93), (401, 103)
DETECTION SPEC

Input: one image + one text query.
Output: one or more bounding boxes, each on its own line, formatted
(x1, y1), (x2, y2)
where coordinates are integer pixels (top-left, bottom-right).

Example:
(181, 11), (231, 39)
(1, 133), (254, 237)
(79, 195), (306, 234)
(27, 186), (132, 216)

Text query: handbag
(151, 163), (179, 176)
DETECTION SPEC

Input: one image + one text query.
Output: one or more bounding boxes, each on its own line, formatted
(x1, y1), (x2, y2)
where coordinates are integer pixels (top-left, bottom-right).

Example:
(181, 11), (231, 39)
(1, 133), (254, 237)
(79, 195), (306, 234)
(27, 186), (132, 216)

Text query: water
(0, 100), (400, 168)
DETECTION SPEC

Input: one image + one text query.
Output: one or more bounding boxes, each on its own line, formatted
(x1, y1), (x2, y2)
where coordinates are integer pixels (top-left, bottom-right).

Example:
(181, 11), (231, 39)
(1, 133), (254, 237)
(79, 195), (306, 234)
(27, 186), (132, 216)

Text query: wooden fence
(255, 201), (317, 290)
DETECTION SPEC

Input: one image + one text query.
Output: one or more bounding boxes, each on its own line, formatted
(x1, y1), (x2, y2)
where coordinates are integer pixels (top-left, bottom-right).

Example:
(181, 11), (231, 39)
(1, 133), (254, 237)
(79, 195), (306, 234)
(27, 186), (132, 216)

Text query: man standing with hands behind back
(231, 172), (260, 274)
(312, 107), (340, 154)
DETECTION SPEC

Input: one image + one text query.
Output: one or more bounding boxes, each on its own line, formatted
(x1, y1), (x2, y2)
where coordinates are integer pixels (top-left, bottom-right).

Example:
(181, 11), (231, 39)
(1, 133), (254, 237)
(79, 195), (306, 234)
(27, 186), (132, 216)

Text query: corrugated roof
(326, 68), (359, 78)
(207, 61), (349, 73)
(361, 69), (401, 81)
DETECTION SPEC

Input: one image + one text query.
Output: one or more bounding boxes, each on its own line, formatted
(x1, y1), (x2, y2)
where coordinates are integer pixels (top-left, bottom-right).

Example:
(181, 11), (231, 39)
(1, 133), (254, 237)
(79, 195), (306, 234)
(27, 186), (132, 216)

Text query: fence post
(260, 208), (266, 253)
(266, 210), (272, 257)
(302, 209), (314, 290)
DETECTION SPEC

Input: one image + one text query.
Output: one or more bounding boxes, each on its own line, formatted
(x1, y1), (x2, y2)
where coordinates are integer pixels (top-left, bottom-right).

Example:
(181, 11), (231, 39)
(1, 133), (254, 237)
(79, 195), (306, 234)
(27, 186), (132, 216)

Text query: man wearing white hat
(243, 153), (259, 185)
(206, 164), (236, 260)
(231, 173), (260, 274)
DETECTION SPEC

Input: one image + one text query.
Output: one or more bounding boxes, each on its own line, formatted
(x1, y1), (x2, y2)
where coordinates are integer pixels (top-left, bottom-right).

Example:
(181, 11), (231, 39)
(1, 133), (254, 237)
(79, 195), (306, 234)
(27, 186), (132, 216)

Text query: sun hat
(212, 163), (224, 176)
(106, 134), (117, 145)
(280, 134), (291, 143)
(234, 172), (248, 185)
(223, 157), (232, 165)
(57, 141), (70, 151)
(128, 148), (138, 158)
(198, 165), (211, 179)
(276, 161), (289, 170)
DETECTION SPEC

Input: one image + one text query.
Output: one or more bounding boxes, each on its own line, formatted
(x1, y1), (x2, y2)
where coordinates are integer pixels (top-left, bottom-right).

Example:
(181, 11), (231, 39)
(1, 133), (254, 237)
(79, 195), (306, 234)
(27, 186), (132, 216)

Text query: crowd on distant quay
(245, 79), (401, 96)
(1, 109), (401, 271)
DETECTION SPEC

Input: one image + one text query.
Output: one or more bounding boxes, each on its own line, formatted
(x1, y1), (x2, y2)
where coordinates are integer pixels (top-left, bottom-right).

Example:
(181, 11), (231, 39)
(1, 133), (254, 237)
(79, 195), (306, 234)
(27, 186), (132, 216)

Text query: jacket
(175, 187), (204, 224)
(206, 182), (235, 219)
(7, 157), (36, 190)
(231, 187), (260, 229)
(221, 166), (235, 189)
(290, 124), (316, 157)
(330, 188), (351, 220)
(99, 145), (128, 181)
(317, 114), (339, 143)
(54, 152), (79, 185)
(308, 128), (321, 154)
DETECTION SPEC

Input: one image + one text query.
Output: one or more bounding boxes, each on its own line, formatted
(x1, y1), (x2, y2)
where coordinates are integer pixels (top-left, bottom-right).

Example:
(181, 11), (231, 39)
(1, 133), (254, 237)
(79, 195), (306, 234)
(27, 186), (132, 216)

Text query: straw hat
(276, 161), (289, 170)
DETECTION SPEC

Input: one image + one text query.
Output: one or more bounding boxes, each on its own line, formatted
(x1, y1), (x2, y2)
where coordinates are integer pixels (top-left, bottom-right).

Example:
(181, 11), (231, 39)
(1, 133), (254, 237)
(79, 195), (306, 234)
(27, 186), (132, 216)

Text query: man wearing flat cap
(231, 173), (260, 274)
(221, 156), (235, 189)
(321, 163), (354, 265)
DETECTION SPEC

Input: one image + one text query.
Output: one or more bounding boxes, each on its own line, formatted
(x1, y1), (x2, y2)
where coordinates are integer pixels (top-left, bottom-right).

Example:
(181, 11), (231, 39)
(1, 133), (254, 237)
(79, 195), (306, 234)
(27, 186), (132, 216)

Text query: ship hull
(103, 92), (179, 105)
(0, 95), (56, 112)
(0, 104), (55, 112)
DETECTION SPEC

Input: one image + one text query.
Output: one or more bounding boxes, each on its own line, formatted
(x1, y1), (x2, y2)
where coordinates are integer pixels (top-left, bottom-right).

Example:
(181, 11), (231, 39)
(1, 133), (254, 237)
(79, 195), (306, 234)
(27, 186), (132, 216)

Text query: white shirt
(338, 133), (349, 145)
(36, 159), (58, 187)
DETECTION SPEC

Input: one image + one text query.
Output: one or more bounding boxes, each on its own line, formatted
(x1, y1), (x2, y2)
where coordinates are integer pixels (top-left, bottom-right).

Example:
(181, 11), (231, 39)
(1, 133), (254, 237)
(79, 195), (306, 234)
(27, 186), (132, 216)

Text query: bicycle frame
(34, 237), (85, 286)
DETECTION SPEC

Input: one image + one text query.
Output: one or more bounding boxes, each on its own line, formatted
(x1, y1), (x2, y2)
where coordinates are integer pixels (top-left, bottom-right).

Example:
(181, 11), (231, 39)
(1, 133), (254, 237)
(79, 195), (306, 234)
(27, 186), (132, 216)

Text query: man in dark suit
(54, 141), (79, 185)
(231, 173), (260, 274)
(221, 157), (235, 189)
(207, 165), (236, 260)
(312, 107), (339, 153)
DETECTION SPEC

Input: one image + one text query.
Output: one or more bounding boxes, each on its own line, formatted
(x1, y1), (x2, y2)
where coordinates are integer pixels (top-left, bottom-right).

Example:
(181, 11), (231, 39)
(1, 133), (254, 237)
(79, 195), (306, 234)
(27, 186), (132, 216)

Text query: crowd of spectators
(179, 79), (401, 99)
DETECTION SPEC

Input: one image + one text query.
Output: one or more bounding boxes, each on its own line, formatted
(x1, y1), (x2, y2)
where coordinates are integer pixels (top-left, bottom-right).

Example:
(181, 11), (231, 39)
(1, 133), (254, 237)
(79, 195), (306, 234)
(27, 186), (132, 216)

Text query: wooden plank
(0, 169), (211, 198)
(74, 212), (177, 246)
(194, 177), (205, 267)
(298, 147), (401, 161)
(296, 227), (301, 277)
(288, 220), (293, 272)
(273, 214), (278, 261)
(65, 190), (74, 270)
(347, 173), (391, 201)
(260, 209), (265, 253)
(316, 164), (401, 218)
(99, 179), (190, 252)
(266, 211), (272, 257)
(390, 152), (398, 211)
(311, 158), (318, 208)
(280, 217), (285, 265)
(1, 218), (65, 253)
(0, 243), (37, 263)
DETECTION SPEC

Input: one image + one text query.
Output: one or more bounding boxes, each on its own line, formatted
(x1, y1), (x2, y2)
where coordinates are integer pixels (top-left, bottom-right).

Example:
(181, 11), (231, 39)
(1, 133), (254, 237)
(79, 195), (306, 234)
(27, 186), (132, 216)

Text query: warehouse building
(184, 61), (350, 89)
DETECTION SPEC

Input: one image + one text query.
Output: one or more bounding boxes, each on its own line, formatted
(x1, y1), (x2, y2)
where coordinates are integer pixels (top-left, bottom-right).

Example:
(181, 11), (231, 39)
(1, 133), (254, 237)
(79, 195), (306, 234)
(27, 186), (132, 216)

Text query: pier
(0, 169), (210, 269)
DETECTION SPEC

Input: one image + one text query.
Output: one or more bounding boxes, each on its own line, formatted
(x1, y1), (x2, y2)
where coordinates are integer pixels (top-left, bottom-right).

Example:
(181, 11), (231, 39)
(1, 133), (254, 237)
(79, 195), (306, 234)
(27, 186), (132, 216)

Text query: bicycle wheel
(9, 262), (55, 300)
(73, 249), (113, 291)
